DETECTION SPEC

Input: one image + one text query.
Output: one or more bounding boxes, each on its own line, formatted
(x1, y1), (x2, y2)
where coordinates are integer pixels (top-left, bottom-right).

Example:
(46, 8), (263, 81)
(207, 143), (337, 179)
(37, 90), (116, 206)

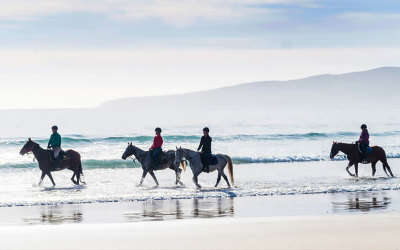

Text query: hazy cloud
(0, 0), (314, 24)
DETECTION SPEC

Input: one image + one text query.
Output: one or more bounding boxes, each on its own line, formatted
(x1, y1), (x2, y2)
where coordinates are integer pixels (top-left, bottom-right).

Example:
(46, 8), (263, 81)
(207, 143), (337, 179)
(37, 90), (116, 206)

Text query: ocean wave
(1, 130), (399, 146)
(2, 153), (400, 170)
(1, 184), (400, 207)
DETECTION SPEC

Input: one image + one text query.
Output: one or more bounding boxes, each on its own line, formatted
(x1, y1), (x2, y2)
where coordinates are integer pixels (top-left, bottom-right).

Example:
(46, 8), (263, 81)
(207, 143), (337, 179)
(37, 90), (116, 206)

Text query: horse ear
(176, 146), (178, 150)
(28, 138), (31, 141)
(180, 146), (182, 149)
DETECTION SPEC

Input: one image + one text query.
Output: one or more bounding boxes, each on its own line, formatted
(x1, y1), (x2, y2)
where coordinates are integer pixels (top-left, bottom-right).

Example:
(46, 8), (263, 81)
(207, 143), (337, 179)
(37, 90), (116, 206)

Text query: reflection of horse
(175, 147), (234, 188)
(330, 142), (394, 177)
(19, 138), (85, 186)
(122, 143), (184, 186)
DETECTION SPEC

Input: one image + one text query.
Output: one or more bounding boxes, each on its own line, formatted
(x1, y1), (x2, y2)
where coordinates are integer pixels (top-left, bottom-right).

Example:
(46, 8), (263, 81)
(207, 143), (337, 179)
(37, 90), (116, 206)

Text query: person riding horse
(358, 124), (369, 163)
(47, 125), (62, 170)
(198, 127), (212, 173)
(149, 127), (163, 168)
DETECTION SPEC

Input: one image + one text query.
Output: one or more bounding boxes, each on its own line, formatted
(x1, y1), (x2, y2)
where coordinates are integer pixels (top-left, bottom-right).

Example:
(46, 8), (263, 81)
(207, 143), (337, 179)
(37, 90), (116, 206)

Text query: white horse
(174, 147), (234, 188)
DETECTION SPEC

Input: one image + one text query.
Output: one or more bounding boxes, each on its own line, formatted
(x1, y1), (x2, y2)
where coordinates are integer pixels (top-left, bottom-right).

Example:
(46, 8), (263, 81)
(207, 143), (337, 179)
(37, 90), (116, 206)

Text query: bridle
(176, 148), (199, 164)
(125, 145), (145, 166)
(23, 142), (37, 161)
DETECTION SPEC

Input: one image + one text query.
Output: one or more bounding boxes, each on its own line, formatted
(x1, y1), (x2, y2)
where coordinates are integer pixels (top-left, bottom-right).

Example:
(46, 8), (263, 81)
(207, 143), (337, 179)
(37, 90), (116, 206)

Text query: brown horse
(20, 138), (85, 186)
(330, 142), (394, 178)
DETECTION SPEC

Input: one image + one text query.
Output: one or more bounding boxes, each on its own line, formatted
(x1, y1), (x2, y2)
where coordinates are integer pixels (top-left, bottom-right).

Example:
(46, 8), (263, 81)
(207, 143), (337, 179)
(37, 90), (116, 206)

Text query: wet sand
(0, 191), (399, 249)
(0, 190), (399, 226)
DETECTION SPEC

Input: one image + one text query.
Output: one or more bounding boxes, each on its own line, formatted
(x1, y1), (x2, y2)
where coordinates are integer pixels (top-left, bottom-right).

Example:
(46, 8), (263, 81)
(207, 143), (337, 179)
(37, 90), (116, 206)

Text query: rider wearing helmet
(358, 124), (369, 163)
(198, 127), (212, 173)
(47, 125), (62, 170)
(149, 127), (163, 168)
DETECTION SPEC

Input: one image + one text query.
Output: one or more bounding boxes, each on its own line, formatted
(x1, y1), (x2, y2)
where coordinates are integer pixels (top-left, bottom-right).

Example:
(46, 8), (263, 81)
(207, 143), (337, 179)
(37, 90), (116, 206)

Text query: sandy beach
(0, 190), (398, 249)
(0, 212), (399, 250)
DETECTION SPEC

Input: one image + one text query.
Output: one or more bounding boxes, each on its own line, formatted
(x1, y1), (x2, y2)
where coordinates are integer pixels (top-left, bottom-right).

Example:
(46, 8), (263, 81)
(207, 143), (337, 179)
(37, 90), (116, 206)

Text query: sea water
(0, 120), (399, 207)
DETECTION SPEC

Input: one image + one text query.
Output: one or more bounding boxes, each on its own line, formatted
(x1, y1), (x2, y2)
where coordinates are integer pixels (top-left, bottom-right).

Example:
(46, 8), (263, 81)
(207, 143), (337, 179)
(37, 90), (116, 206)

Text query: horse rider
(47, 125), (62, 170)
(149, 127), (163, 168)
(198, 127), (212, 173)
(358, 124), (369, 163)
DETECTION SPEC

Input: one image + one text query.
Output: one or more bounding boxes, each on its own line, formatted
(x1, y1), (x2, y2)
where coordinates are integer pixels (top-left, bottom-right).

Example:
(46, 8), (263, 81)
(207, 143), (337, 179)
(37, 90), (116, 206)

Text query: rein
(177, 149), (200, 166)
(25, 143), (37, 162)
(129, 156), (138, 166)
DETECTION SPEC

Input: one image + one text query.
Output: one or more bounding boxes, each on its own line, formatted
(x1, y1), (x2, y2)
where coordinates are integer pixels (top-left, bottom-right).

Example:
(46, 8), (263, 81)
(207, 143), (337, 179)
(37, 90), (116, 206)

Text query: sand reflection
(124, 197), (234, 222)
(23, 206), (83, 225)
(332, 192), (391, 212)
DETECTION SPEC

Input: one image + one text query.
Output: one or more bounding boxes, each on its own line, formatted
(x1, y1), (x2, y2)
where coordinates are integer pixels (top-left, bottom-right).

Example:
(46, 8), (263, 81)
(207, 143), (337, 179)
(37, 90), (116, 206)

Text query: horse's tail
(180, 160), (187, 172)
(225, 155), (234, 185)
(376, 146), (394, 177)
(79, 161), (83, 175)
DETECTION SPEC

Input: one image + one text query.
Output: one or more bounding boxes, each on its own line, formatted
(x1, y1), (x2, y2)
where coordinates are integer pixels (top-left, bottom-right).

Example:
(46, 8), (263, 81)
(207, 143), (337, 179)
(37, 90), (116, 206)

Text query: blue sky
(0, 0), (400, 108)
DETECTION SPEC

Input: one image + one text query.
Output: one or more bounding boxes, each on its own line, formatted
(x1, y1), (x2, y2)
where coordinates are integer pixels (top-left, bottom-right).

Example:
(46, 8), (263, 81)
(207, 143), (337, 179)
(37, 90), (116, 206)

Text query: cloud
(0, 46), (400, 108)
(0, 0), (315, 25)
(337, 12), (400, 22)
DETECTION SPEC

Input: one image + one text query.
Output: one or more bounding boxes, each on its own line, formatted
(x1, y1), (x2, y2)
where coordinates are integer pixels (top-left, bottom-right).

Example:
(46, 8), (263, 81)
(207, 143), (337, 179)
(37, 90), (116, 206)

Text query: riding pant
(151, 148), (162, 166)
(53, 147), (61, 158)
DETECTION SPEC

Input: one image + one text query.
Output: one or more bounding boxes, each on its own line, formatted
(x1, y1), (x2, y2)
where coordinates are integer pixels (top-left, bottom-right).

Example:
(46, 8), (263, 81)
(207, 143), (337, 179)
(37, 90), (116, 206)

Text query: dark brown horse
(20, 138), (85, 186)
(330, 142), (394, 177)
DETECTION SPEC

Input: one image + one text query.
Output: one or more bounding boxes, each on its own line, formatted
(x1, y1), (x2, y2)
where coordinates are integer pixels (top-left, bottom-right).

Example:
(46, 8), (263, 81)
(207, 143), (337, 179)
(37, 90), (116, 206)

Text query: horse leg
(221, 171), (231, 188)
(39, 171), (46, 186)
(354, 163), (359, 177)
(47, 172), (56, 187)
(76, 172), (81, 185)
(383, 160), (394, 177)
(71, 173), (78, 185)
(371, 162), (377, 177)
(215, 171), (222, 187)
(149, 171), (159, 186)
(346, 162), (356, 177)
(175, 167), (183, 186)
(139, 170), (148, 186)
(192, 174), (201, 189)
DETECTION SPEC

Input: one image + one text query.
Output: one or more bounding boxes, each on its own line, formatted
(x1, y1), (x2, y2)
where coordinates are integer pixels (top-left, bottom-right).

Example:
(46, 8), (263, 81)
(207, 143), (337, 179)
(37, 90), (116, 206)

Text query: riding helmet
(155, 127), (162, 133)
(203, 127), (210, 132)
(361, 124), (367, 129)
(52, 125), (58, 130)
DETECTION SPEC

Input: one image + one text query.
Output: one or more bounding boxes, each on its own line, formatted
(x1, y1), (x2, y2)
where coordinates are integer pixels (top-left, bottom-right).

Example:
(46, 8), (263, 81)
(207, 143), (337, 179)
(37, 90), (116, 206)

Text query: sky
(0, 0), (400, 108)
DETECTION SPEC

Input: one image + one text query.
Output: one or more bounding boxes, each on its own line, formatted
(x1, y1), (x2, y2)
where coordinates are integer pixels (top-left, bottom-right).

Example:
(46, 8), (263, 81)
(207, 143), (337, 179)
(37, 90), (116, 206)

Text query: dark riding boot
(360, 144), (368, 163)
(203, 164), (209, 173)
(54, 158), (61, 170)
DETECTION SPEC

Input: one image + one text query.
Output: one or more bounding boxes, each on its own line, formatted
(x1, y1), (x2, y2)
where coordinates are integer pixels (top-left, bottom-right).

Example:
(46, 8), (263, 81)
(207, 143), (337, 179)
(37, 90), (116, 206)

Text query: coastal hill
(0, 67), (399, 137)
(100, 67), (400, 110)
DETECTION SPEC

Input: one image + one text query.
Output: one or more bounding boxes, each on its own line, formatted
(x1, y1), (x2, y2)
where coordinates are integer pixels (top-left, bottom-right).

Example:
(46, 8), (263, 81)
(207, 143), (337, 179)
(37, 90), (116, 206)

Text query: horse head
(122, 142), (134, 160)
(174, 146), (183, 166)
(330, 141), (340, 159)
(20, 138), (36, 155)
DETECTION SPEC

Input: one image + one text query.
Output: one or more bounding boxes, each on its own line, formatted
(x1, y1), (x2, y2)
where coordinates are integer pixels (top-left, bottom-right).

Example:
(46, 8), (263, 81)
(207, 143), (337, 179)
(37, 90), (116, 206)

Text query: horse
(121, 143), (184, 186)
(19, 138), (85, 186)
(330, 142), (394, 178)
(174, 147), (234, 189)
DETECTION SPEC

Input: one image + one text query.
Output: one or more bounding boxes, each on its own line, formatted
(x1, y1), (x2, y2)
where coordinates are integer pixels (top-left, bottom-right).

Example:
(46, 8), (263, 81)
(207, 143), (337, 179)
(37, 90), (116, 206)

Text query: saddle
(48, 149), (69, 161)
(209, 155), (218, 165)
(357, 143), (373, 155)
(159, 150), (174, 164)
(202, 154), (218, 165)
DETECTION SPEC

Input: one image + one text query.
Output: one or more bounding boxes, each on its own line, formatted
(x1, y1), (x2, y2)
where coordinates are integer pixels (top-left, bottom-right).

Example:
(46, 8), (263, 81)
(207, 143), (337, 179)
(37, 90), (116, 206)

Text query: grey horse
(122, 143), (184, 186)
(174, 147), (234, 189)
